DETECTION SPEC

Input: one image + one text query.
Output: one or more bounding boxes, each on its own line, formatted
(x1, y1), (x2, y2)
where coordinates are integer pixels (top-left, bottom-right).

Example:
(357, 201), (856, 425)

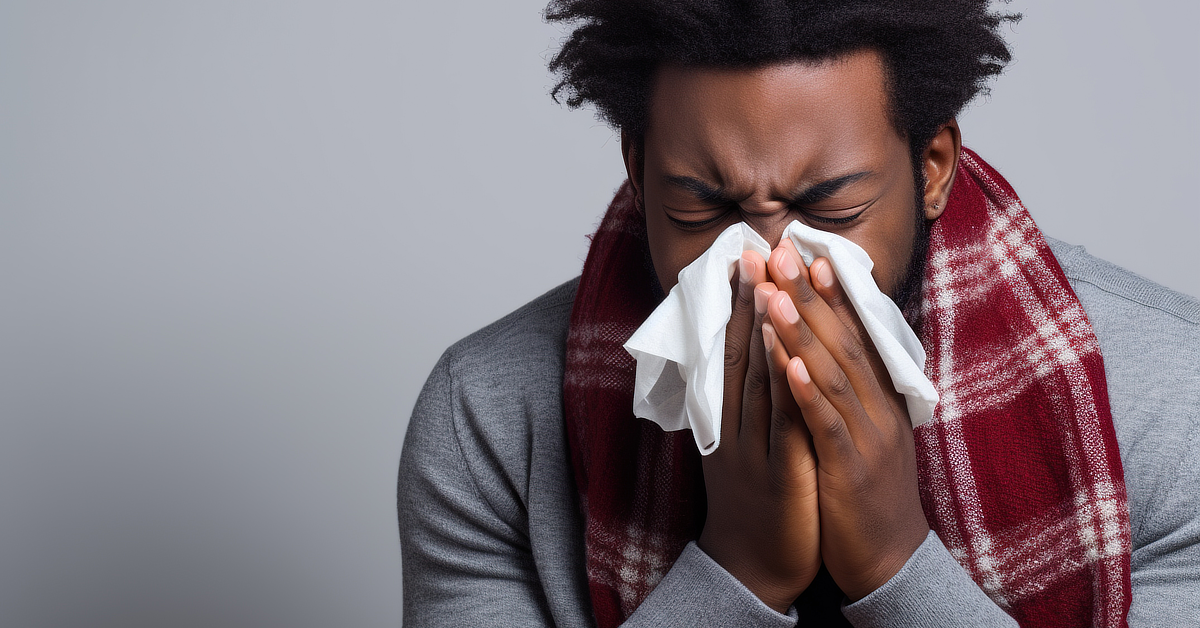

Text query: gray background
(1, 1), (1195, 626)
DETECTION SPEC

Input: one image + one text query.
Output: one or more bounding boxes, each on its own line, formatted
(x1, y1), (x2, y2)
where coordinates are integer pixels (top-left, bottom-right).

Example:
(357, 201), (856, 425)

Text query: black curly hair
(546, 0), (1018, 160)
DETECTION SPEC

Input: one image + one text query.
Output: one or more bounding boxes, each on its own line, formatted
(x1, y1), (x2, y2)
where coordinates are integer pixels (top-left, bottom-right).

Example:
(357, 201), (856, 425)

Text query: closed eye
(801, 207), (867, 225)
(664, 201), (868, 230)
(665, 209), (734, 230)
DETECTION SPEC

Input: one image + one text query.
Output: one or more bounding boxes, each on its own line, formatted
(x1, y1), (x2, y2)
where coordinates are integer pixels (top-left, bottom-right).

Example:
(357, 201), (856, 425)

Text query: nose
(739, 203), (797, 250)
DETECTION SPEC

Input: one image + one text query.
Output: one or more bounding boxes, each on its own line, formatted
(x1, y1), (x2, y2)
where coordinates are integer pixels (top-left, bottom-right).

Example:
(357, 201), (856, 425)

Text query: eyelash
(666, 207), (866, 230)
(665, 212), (733, 230)
(804, 208), (867, 224)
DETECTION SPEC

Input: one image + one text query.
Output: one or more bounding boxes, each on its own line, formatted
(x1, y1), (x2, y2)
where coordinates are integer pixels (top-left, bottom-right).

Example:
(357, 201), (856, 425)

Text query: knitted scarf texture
(562, 149), (1132, 627)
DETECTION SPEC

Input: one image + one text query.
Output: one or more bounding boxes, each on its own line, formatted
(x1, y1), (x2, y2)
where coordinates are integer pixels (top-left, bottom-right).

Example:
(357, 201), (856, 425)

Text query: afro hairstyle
(546, 0), (1018, 158)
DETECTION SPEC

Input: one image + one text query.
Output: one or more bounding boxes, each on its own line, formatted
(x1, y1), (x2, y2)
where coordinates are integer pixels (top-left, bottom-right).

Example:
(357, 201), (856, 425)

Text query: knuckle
(794, 284), (821, 306)
(861, 333), (881, 359)
(826, 290), (851, 311)
(804, 386), (825, 408)
(875, 413), (899, 440)
(815, 407), (847, 441)
(770, 406), (790, 433)
(848, 463), (871, 490)
(836, 331), (865, 364)
(793, 320), (817, 348)
(826, 371), (855, 398)
(744, 366), (769, 399)
(723, 341), (746, 371)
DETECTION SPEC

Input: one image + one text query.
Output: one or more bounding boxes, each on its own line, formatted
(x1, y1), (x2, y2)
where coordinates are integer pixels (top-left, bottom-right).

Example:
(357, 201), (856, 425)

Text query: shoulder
(1045, 237), (1200, 328)
(402, 278), (579, 512)
(1044, 237), (1200, 555)
(1045, 235), (1199, 421)
(399, 278), (593, 625)
(1044, 237), (1199, 403)
(441, 277), (579, 390)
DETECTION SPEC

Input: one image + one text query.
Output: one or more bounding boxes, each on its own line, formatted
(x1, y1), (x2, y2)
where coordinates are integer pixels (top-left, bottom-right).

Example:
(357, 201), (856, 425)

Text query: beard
(889, 182), (933, 323)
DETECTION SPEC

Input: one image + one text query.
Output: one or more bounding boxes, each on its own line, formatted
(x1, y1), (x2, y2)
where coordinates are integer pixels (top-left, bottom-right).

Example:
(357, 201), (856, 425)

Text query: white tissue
(623, 221), (938, 455)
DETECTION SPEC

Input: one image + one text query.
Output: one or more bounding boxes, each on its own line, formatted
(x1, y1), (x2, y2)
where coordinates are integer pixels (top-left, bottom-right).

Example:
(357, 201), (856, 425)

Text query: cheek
(644, 212), (681, 292)
(862, 235), (912, 296)
(645, 212), (714, 293)
(855, 201), (920, 296)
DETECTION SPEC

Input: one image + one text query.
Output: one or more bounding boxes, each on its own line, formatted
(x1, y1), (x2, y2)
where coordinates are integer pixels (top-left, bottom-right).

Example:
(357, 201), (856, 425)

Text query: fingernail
(754, 285), (770, 314)
(791, 356), (811, 385)
(762, 324), (776, 352)
(739, 256), (754, 284)
(777, 295), (800, 325)
(777, 250), (800, 281)
(815, 261), (834, 288)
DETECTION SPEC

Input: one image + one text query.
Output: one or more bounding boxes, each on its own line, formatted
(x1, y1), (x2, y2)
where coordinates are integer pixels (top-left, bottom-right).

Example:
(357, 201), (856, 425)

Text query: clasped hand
(696, 240), (930, 613)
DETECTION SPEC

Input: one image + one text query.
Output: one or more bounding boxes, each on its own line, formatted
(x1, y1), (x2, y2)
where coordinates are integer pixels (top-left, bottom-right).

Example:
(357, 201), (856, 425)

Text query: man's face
(629, 50), (946, 298)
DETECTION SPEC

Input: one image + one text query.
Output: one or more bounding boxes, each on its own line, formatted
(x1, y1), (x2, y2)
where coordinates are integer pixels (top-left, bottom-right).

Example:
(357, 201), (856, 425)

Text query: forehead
(644, 50), (900, 179)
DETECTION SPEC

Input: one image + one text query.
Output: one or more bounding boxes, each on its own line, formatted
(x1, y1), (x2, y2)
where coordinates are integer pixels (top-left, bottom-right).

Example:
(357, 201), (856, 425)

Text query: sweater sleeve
(1126, 426), (1200, 626)
(1049, 238), (1200, 626)
(622, 542), (799, 627)
(399, 328), (1017, 627)
(400, 349), (804, 628)
(399, 352), (559, 626)
(841, 531), (1017, 627)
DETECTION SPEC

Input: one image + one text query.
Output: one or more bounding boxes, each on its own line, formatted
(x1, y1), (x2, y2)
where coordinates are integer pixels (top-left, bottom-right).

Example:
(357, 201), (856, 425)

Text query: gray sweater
(398, 239), (1200, 627)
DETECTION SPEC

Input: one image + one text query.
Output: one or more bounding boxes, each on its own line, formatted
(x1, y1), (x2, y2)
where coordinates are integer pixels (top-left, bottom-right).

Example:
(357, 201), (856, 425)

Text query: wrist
(841, 523), (931, 601)
(696, 531), (803, 614)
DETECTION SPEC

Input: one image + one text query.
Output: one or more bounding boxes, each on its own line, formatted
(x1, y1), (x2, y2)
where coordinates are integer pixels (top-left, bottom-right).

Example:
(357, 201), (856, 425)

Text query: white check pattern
(584, 430), (689, 619)
(567, 158), (1131, 627)
(916, 152), (1131, 626)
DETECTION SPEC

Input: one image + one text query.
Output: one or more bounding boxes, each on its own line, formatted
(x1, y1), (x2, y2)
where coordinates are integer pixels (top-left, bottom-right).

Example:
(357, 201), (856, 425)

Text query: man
(399, 1), (1200, 626)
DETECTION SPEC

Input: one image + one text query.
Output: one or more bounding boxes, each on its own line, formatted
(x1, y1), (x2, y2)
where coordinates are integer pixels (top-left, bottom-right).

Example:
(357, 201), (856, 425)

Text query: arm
(763, 241), (1017, 627)
(840, 530), (1017, 627)
(1126, 423), (1200, 625)
(1056, 250), (1200, 626)
(399, 354), (558, 626)
(672, 244), (1014, 626)
(624, 543), (800, 627)
(400, 347), (803, 627)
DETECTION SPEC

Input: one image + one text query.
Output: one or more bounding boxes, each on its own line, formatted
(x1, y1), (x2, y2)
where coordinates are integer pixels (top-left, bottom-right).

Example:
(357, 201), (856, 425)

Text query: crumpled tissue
(623, 221), (938, 455)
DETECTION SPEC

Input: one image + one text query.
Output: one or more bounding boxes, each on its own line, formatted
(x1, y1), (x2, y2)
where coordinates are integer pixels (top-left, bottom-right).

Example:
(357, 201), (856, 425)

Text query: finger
(809, 257), (904, 424)
(740, 281), (778, 452)
(721, 251), (768, 450)
(808, 257), (886, 380)
(769, 241), (894, 424)
(786, 355), (860, 468)
(767, 289), (877, 447)
(762, 322), (815, 472)
(808, 257), (870, 356)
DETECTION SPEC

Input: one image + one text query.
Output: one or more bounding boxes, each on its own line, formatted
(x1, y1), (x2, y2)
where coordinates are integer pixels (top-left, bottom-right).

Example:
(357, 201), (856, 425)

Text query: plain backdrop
(1, 1), (1196, 626)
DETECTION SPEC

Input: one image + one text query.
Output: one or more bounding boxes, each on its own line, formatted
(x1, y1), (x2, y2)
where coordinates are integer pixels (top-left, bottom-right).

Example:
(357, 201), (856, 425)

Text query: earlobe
(921, 120), (961, 220)
(620, 131), (645, 209)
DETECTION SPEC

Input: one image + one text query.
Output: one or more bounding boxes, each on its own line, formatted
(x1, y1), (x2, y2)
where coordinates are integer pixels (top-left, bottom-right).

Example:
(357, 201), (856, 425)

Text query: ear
(620, 130), (644, 203)
(921, 119), (961, 220)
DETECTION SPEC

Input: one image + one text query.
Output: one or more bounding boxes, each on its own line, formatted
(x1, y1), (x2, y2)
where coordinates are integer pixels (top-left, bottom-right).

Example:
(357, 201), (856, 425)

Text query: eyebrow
(791, 171), (874, 205)
(664, 175), (731, 204)
(664, 171), (875, 206)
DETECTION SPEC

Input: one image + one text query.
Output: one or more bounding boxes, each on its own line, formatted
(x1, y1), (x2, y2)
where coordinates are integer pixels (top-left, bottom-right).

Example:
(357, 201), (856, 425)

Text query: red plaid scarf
(563, 149), (1132, 627)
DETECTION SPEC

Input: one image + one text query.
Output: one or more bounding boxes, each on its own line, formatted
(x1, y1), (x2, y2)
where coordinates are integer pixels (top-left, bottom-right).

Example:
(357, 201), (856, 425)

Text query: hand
(764, 239), (930, 602)
(697, 250), (822, 613)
